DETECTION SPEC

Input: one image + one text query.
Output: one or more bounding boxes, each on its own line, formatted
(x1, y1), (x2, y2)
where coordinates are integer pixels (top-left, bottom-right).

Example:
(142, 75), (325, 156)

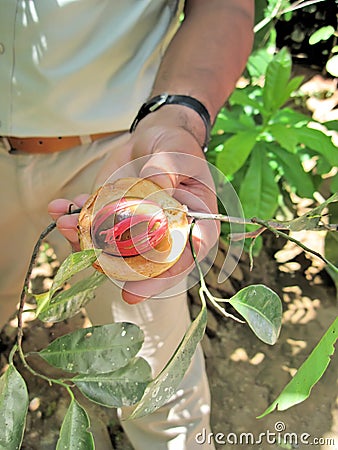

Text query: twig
(252, 217), (338, 273)
(253, 0), (326, 33)
(281, 0), (326, 15)
(17, 221), (56, 349)
(16, 208), (82, 350)
(13, 206), (83, 396)
(187, 211), (337, 232)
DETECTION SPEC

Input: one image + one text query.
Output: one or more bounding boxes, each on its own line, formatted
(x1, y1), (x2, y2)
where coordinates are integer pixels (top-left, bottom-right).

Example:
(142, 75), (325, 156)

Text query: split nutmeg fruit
(78, 177), (190, 281)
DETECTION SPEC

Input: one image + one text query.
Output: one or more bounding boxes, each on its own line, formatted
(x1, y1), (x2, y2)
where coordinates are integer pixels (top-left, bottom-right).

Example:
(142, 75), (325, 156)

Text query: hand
(48, 107), (220, 304)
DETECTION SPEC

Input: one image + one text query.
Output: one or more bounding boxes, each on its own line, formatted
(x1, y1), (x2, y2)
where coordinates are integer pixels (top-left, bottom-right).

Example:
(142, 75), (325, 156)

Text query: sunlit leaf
(74, 357), (152, 408)
(229, 284), (282, 345)
(263, 47), (292, 113)
(230, 88), (265, 113)
(239, 146), (279, 219)
(258, 317), (338, 417)
(283, 192), (338, 232)
(128, 300), (208, 419)
(50, 249), (101, 298)
(273, 107), (310, 127)
(38, 323), (144, 374)
(268, 123), (299, 153)
(38, 271), (106, 322)
(216, 130), (259, 177)
(56, 399), (94, 450)
(272, 145), (315, 198)
(212, 109), (252, 134)
(247, 47), (274, 79)
(293, 126), (338, 166)
(309, 26), (335, 45)
(0, 364), (28, 450)
(283, 75), (304, 100)
(326, 54), (338, 77)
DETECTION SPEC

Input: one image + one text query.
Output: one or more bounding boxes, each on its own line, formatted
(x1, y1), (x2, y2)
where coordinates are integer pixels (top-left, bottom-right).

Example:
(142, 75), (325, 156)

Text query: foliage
(204, 0), (338, 423)
(0, 364), (28, 450)
(254, 0), (337, 75)
(207, 47), (337, 225)
(0, 237), (284, 447)
(0, 2), (337, 447)
(258, 316), (338, 417)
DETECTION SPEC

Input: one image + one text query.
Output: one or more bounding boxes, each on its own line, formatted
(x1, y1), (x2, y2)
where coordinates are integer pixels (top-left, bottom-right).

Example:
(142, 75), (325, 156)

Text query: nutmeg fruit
(78, 177), (189, 281)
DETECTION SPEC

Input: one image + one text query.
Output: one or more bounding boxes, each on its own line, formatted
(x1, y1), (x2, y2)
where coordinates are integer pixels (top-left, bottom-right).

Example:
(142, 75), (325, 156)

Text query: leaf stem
(17, 342), (73, 394)
(189, 221), (244, 322)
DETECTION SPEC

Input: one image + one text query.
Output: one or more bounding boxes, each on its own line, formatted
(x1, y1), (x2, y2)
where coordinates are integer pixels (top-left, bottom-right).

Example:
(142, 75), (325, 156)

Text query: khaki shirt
(0, 0), (183, 136)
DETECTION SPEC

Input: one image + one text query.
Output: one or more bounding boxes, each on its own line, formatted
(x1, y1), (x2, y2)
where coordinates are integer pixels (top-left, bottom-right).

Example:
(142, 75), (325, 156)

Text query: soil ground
(0, 70), (337, 450)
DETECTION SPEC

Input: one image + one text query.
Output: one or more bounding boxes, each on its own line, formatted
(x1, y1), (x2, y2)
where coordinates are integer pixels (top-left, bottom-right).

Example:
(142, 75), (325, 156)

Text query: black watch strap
(129, 93), (211, 151)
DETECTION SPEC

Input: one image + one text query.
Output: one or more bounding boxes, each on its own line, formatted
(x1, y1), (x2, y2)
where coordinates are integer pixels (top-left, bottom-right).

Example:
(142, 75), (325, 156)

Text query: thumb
(140, 153), (181, 195)
(140, 147), (206, 195)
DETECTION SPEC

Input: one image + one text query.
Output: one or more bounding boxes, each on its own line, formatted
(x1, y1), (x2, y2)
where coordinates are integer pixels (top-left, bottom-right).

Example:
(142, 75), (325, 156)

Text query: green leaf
(74, 357), (152, 408)
(56, 399), (94, 450)
(230, 87), (264, 113)
(212, 109), (252, 134)
(38, 271), (107, 323)
(258, 316), (338, 417)
(216, 130), (259, 177)
(324, 119), (338, 132)
(325, 232), (338, 293)
(239, 146), (279, 219)
(272, 146), (315, 198)
(293, 126), (338, 166)
(273, 107), (310, 127)
(283, 75), (304, 101)
(50, 249), (100, 298)
(268, 123), (299, 153)
(228, 284), (282, 345)
(128, 301), (208, 419)
(283, 192), (338, 232)
(316, 155), (333, 176)
(246, 47), (274, 79)
(39, 323), (144, 374)
(0, 364), (29, 450)
(309, 26), (335, 45)
(326, 54), (338, 77)
(263, 47), (292, 113)
(330, 173), (338, 194)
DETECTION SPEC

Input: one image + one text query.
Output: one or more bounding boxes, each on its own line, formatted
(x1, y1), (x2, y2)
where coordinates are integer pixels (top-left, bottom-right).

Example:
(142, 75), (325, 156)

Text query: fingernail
(122, 290), (147, 305)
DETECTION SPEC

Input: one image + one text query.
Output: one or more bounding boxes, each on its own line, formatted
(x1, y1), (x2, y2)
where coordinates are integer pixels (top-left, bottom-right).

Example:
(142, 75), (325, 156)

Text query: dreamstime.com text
(195, 422), (337, 447)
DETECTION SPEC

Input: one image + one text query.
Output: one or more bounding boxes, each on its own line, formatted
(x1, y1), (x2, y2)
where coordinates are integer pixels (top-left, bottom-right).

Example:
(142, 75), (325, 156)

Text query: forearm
(151, 0), (255, 123)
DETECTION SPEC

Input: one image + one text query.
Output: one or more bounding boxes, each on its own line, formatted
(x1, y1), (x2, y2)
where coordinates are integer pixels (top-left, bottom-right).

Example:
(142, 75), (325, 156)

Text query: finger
(138, 134), (205, 191)
(73, 194), (90, 207)
(56, 214), (81, 251)
(48, 195), (90, 220)
(122, 246), (192, 304)
(48, 199), (79, 221)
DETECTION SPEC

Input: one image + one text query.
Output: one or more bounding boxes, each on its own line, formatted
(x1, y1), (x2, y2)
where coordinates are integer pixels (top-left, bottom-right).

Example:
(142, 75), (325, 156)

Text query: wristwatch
(129, 93), (211, 151)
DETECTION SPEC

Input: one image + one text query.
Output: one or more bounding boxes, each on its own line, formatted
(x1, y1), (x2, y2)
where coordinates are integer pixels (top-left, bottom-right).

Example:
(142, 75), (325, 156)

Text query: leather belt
(2, 130), (124, 154)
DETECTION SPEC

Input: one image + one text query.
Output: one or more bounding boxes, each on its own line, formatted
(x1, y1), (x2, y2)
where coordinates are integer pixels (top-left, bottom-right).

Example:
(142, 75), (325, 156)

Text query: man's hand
(48, 109), (219, 304)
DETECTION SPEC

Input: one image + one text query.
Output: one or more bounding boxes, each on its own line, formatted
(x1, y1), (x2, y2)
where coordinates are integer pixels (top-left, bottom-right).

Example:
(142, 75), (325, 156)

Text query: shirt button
(0, 43), (5, 54)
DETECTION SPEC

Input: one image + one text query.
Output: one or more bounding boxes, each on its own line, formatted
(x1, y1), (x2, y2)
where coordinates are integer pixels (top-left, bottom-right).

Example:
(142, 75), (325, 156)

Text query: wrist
(130, 94), (211, 151)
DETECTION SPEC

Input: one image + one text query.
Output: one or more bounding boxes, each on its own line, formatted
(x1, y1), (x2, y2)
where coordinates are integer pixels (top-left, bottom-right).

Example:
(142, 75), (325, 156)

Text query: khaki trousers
(0, 136), (215, 450)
